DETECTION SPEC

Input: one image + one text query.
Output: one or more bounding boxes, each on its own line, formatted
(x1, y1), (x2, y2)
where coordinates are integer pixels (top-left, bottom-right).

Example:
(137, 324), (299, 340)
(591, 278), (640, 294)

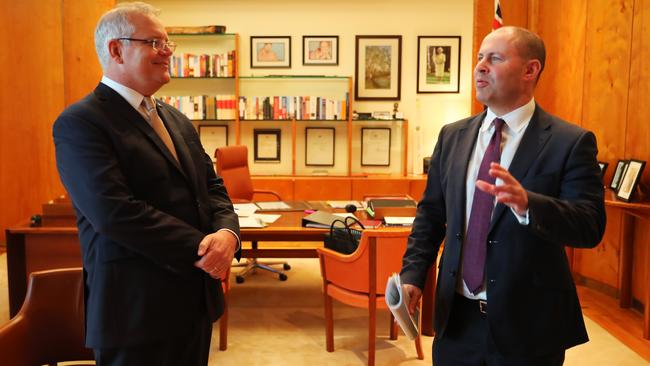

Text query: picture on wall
(198, 125), (228, 162)
(253, 129), (281, 162)
(417, 36), (461, 93)
(355, 35), (402, 100)
(303, 36), (338, 66)
(250, 36), (291, 68)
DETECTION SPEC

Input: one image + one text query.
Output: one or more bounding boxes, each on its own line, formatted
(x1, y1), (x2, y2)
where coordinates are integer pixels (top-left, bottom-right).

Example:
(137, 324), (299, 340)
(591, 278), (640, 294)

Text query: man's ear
(108, 39), (124, 64)
(523, 59), (541, 82)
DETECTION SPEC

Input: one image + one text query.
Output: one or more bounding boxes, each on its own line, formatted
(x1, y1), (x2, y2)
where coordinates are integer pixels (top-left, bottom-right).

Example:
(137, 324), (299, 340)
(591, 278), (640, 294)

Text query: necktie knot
(493, 117), (505, 133)
(142, 97), (156, 114)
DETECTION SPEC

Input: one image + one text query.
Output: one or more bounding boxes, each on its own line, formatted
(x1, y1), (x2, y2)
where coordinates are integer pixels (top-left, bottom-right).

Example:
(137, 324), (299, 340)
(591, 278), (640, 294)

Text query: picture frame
(198, 125), (228, 162)
(250, 36), (291, 68)
(417, 36), (461, 93)
(616, 159), (646, 202)
(253, 129), (281, 162)
(305, 127), (335, 166)
(609, 159), (628, 191)
(303, 36), (338, 66)
(355, 35), (402, 100)
(598, 161), (609, 182)
(361, 127), (391, 166)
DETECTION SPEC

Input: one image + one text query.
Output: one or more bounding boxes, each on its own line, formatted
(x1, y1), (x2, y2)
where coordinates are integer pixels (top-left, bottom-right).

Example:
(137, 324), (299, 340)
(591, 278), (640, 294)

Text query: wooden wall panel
(581, 0), (633, 168)
(250, 178), (295, 201)
(533, 0), (587, 126)
(351, 178), (410, 200)
(63, 0), (114, 106)
(627, 0), (650, 307)
(0, 2), (66, 244)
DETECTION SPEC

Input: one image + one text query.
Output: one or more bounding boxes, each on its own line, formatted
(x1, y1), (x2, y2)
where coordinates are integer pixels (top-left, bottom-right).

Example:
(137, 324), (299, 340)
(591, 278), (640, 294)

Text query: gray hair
(94, 2), (160, 69)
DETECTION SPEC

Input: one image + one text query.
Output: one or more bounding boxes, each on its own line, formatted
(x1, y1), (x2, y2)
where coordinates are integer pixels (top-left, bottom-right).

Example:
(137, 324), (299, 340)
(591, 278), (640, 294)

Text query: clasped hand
(193, 230), (237, 280)
(475, 162), (528, 216)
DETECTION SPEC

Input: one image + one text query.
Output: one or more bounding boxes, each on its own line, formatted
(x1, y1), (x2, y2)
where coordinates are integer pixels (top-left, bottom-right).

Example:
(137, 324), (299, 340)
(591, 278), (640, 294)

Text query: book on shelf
(166, 25), (226, 34)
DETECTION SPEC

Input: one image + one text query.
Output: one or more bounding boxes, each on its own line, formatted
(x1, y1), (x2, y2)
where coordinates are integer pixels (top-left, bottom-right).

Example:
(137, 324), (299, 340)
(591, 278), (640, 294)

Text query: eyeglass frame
(116, 38), (177, 53)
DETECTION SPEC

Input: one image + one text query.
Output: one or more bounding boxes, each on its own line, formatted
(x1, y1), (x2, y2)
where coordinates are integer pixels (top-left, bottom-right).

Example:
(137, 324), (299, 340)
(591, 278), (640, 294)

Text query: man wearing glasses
(53, 2), (240, 365)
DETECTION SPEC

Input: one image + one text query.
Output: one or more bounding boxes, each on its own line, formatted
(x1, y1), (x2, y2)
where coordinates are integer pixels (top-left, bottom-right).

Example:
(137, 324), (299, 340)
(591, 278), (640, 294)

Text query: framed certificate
(616, 159), (645, 202)
(305, 127), (335, 166)
(361, 127), (391, 166)
(198, 125), (228, 161)
(253, 129), (281, 162)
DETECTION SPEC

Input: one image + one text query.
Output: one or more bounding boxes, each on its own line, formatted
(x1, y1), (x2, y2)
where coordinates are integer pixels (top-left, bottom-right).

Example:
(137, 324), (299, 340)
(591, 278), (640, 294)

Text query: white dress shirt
(458, 98), (536, 300)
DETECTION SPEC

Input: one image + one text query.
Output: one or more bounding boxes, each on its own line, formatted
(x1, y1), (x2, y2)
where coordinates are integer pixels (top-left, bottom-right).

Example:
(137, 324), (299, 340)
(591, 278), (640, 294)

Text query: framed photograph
(253, 129), (281, 162)
(198, 125), (228, 162)
(305, 127), (335, 166)
(616, 159), (646, 202)
(355, 35), (402, 100)
(609, 159), (629, 191)
(417, 36), (461, 93)
(303, 36), (338, 66)
(598, 161), (609, 182)
(361, 127), (391, 166)
(250, 36), (291, 68)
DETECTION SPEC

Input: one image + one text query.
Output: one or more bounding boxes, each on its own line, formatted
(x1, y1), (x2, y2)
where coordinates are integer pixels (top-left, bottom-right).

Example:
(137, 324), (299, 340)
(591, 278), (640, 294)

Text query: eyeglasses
(117, 38), (176, 53)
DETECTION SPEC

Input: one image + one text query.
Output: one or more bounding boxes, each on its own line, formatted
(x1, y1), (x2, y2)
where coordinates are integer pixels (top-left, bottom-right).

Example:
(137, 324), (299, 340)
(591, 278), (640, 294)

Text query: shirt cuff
(510, 208), (530, 225)
(217, 228), (241, 251)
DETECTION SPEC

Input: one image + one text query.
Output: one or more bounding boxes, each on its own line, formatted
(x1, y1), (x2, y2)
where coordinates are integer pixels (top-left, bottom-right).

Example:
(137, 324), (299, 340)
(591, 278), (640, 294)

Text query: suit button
(489, 279), (496, 283)
(455, 233), (462, 239)
(449, 270), (456, 276)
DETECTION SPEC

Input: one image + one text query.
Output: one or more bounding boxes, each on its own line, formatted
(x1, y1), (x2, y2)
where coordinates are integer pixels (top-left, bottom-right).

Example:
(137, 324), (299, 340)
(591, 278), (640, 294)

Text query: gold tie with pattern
(142, 97), (179, 162)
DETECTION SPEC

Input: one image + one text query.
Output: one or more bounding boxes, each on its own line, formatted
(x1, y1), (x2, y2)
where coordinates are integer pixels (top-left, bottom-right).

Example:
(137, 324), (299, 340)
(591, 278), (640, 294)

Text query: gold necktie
(142, 97), (179, 162)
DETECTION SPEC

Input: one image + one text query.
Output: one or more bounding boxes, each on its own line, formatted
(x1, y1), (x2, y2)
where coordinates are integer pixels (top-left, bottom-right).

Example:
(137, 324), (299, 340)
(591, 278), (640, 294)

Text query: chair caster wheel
(283, 263), (291, 270)
(279, 273), (288, 281)
(235, 276), (245, 284)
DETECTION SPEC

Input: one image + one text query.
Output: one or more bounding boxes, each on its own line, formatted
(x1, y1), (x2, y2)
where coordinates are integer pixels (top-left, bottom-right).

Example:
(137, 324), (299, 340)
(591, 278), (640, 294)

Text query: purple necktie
(463, 118), (505, 294)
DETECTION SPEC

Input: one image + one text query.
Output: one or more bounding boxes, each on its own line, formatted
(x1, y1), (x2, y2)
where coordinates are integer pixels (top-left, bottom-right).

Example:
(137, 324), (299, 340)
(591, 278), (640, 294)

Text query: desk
(6, 201), (437, 336)
(603, 191), (650, 339)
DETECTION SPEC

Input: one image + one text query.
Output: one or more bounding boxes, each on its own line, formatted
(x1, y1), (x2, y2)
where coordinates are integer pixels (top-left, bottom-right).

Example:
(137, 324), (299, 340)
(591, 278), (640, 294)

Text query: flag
(493, 0), (503, 30)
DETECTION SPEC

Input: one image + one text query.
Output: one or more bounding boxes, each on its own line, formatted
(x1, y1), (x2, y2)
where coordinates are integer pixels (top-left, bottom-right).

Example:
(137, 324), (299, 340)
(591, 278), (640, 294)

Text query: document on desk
(233, 203), (259, 217)
(238, 216), (265, 228)
(255, 201), (291, 210)
(254, 213), (281, 224)
(384, 216), (415, 226)
(385, 273), (419, 340)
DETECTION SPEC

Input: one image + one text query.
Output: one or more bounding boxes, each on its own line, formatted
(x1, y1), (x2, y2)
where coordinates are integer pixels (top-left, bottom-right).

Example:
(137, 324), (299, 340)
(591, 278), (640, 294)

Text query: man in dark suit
(401, 26), (606, 365)
(53, 2), (240, 365)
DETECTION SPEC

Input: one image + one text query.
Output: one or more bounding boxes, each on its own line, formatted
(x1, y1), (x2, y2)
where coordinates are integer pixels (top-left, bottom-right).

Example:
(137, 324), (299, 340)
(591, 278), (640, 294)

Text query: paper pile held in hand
(385, 272), (419, 340)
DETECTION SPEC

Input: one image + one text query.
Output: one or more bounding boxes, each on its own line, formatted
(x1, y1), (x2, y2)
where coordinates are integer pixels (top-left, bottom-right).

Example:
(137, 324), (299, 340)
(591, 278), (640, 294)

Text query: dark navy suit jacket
(54, 83), (240, 348)
(401, 105), (606, 357)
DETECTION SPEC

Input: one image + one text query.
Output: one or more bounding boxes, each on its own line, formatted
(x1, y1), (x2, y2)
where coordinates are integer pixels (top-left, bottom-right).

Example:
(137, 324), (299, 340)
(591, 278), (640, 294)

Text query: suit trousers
(433, 293), (565, 366)
(94, 316), (213, 366)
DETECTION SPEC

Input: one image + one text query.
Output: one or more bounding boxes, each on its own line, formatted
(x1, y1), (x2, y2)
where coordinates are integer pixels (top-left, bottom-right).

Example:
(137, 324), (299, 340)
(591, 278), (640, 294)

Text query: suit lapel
(489, 105), (552, 231)
(93, 84), (191, 183)
(450, 112), (485, 231)
(157, 104), (199, 191)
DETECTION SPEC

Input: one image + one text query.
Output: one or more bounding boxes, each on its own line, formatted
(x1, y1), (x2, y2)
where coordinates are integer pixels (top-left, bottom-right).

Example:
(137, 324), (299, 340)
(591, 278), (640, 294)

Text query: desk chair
(215, 145), (291, 283)
(0, 267), (95, 366)
(317, 229), (424, 366)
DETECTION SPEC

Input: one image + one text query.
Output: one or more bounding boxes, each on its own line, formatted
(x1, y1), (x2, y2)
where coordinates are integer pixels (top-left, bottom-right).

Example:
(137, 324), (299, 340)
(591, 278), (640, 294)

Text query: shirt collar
(482, 98), (536, 134)
(101, 76), (147, 111)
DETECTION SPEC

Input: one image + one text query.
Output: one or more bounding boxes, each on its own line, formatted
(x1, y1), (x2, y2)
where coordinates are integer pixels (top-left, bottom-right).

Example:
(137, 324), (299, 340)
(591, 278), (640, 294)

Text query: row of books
(238, 95), (348, 121)
(168, 52), (235, 78)
(157, 95), (237, 120)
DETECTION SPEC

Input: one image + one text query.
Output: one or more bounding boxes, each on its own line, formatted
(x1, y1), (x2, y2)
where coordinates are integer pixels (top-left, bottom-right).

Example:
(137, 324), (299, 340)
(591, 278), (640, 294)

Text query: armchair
(0, 267), (94, 366)
(215, 145), (290, 283)
(317, 229), (424, 366)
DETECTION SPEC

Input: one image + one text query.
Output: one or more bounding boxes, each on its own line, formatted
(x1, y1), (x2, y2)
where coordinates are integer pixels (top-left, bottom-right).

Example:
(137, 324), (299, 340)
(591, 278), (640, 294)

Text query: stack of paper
(385, 273), (419, 340)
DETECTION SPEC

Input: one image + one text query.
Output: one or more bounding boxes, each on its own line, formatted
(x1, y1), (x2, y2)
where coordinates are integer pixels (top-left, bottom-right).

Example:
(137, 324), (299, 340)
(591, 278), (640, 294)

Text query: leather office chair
(0, 267), (95, 366)
(317, 229), (424, 366)
(215, 145), (291, 283)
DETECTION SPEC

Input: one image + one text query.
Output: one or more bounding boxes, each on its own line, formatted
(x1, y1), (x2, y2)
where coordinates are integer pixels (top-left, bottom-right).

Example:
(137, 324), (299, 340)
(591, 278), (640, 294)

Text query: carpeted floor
(0, 255), (647, 365)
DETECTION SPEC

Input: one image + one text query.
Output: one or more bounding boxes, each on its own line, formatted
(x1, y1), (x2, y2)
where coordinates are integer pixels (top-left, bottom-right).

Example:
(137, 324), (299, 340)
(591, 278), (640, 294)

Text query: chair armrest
(0, 315), (30, 364)
(252, 189), (282, 201)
